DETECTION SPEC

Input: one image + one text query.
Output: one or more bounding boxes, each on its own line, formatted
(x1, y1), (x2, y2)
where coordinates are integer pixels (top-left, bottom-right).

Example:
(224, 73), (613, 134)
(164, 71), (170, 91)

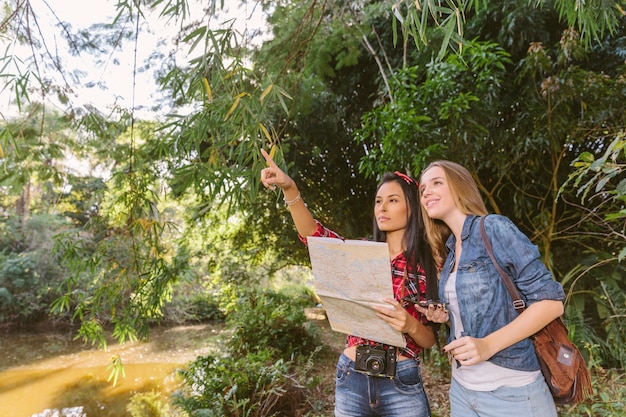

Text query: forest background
(1, 0), (625, 416)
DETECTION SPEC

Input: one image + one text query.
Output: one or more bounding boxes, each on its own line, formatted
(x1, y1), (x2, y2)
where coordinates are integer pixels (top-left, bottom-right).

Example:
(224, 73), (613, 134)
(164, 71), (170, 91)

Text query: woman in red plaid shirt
(261, 149), (439, 417)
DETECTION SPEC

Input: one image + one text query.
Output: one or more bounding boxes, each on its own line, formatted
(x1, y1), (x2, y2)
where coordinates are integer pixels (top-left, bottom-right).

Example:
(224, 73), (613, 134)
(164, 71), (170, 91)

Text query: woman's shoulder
(480, 214), (535, 249)
(481, 213), (518, 231)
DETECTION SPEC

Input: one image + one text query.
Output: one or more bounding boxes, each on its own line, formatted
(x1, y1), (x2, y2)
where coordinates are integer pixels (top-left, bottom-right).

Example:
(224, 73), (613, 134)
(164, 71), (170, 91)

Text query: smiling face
(419, 165), (458, 222)
(374, 180), (409, 234)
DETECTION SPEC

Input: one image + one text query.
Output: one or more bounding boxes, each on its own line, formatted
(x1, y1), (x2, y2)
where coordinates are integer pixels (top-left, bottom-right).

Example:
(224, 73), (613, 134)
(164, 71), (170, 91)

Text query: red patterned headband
(394, 171), (418, 187)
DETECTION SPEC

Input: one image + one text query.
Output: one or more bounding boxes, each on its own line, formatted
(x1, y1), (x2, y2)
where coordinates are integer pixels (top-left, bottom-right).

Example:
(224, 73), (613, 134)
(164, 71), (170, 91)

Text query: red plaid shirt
(300, 221), (429, 361)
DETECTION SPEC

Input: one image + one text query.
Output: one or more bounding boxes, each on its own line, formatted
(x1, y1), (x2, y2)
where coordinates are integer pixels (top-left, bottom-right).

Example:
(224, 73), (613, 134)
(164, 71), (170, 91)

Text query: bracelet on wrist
(284, 192), (302, 206)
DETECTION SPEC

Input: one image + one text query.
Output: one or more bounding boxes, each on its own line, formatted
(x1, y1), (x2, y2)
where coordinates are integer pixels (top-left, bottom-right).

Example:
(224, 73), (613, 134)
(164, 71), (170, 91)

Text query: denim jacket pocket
(456, 259), (492, 301)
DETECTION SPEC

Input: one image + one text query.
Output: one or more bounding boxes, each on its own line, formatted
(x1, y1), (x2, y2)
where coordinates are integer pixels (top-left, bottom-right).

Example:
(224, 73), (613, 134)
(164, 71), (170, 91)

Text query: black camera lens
(366, 355), (385, 373)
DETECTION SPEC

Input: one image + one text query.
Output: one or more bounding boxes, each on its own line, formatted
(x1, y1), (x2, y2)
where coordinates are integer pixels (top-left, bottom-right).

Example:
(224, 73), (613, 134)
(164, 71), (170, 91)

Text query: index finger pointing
(260, 148), (278, 168)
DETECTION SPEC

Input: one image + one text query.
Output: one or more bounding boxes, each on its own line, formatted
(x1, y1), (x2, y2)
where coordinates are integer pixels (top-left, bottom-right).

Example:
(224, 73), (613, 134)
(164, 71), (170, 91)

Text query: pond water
(0, 323), (226, 417)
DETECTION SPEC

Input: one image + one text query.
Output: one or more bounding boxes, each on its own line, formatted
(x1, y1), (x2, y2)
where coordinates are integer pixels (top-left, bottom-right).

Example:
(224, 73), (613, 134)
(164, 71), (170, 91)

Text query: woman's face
(420, 166), (456, 221)
(374, 180), (408, 233)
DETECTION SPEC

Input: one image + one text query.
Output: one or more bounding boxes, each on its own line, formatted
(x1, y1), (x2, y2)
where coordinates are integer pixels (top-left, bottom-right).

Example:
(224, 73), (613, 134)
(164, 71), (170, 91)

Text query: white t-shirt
(445, 271), (540, 390)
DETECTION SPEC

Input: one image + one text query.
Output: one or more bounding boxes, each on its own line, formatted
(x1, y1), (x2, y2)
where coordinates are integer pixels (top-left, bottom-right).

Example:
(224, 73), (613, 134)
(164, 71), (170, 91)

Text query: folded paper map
(306, 236), (405, 347)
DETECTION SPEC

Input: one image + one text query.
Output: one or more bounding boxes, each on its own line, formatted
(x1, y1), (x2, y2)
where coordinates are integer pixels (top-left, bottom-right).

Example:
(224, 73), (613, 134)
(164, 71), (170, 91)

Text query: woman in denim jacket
(418, 160), (565, 417)
(260, 148), (439, 417)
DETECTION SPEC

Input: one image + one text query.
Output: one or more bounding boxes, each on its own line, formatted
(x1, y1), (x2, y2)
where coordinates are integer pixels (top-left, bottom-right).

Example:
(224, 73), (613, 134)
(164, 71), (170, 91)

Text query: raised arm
(260, 148), (318, 237)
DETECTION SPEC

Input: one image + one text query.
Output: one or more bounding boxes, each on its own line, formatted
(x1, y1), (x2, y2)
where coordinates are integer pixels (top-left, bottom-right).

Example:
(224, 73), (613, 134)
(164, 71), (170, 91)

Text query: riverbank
(0, 317), (452, 417)
(0, 322), (226, 417)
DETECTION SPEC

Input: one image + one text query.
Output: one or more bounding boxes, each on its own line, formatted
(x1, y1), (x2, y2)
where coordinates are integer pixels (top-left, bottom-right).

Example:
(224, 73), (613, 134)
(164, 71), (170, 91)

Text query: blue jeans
(334, 353), (431, 417)
(449, 375), (558, 417)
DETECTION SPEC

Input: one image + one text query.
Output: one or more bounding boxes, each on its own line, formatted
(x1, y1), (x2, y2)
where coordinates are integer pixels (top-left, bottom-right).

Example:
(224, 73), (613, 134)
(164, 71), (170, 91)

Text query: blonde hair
(420, 160), (488, 268)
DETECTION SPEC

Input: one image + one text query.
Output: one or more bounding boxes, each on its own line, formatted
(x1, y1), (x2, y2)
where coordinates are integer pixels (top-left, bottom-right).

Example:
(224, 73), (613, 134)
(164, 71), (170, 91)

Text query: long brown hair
(420, 161), (488, 268)
(373, 172), (439, 301)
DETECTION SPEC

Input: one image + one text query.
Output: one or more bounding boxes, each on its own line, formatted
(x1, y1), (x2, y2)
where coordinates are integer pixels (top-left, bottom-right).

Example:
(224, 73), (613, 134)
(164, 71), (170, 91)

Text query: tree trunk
(16, 181), (31, 231)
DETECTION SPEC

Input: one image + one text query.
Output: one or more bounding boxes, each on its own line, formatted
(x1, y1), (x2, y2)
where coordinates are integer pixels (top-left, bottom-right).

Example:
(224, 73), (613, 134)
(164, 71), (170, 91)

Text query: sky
(1, 0), (268, 119)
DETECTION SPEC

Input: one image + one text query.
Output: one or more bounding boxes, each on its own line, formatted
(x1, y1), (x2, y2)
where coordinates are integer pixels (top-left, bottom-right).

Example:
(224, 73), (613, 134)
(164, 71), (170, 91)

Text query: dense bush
(226, 288), (319, 360)
(173, 350), (306, 417)
(0, 214), (69, 324)
(173, 287), (323, 416)
(0, 253), (40, 321)
(162, 283), (225, 325)
(128, 390), (182, 417)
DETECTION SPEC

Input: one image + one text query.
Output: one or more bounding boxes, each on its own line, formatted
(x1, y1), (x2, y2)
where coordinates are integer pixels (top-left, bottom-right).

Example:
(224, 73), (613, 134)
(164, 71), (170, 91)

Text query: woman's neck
(386, 230), (405, 259)
(447, 212), (468, 241)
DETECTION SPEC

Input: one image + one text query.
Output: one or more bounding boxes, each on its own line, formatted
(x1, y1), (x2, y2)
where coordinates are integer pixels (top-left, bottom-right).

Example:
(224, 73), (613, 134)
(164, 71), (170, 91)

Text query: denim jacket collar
(444, 214), (480, 253)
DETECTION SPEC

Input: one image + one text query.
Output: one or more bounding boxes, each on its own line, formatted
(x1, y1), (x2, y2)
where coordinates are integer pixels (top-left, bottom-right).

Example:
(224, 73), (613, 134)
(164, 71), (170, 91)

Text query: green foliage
(55, 175), (107, 227)
(552, 0), (625, 47)
(161, 272), (225, 324)
(0, 213), (70, 324)
(558, 132), (626, 369)
(0, 253), (39, 320)
(106, 354), (126, 387)
(390, 0), (468, 60)
(51, 123), (190, 348)
(154, 15), (290, 207)
(565, 271), (626, 369)
(225, 288), (319, 361)
(52, 213), (183, 348)
(355, 66), (439, 176)
(559, 369), (626, 416)
(595, 281), (626, 369)
(173, 284), (324, 416)
(168, 290), (224, 323)
(0, 106), (72, 192)
(421, 329), (453, 378)
(393, 0), (624, 58)
(174, 350), (296, 417)
(357, 40), (513, 177)
(128, 390), (178, 417)
(563, 134), (626, 260)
